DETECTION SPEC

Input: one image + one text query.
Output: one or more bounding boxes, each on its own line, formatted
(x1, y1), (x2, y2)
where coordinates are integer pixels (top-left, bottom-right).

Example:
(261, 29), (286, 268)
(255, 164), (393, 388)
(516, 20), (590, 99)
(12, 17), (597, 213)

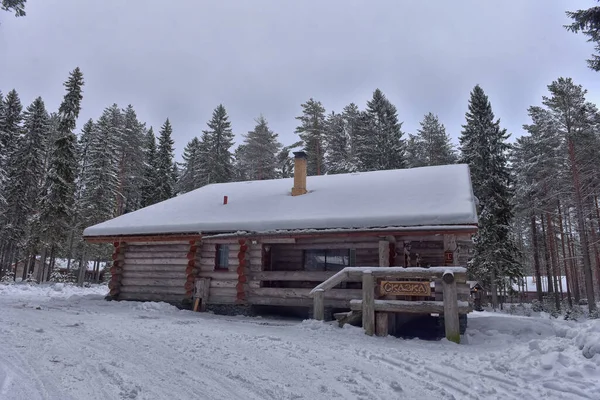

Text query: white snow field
(1, 284), (599, 400)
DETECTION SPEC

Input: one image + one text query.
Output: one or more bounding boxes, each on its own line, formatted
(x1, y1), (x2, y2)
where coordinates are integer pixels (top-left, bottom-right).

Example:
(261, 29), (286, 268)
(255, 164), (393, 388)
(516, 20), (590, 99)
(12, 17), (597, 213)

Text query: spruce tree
(325, 111), (353, 174)
(406, 112), (457, 168)
(155, 119), (175, 202)
(232, 144), (249, 182)
(140, 128), (161, 207)
(80, 105), (120, 227)
(356, 89), (405, 171)
(295, 98), (327, 176)
(201, 104), (235, 184)
(177, 137), (202, 193)
(117, 105), (145, 214)
(459, 84), (522, 307)
(39, 67), (84, 252)
(2, 98), (49, 277)
(341, 103), (361, 171)
(240, 115), (281, 180)
(566, 2), (600, 71)
(0, 90), (23, 276)
(1, 0), (26, 17)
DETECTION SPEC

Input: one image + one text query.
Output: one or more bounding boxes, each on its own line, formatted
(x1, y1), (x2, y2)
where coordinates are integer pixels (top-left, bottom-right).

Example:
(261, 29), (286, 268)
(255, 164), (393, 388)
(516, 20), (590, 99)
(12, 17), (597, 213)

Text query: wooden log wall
(195, 239), (262, 305)
(117, 241), (190, 303)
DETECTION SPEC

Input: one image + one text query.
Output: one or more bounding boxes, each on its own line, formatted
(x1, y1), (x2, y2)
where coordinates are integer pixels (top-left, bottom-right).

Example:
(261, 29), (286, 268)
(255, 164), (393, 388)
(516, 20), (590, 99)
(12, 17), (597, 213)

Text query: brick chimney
(291, 151), (308, 196)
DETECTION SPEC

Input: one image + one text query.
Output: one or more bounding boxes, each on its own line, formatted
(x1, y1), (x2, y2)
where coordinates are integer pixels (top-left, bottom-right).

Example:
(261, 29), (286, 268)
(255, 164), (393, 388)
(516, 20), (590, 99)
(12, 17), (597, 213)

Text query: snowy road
(0, 284), (599, 400)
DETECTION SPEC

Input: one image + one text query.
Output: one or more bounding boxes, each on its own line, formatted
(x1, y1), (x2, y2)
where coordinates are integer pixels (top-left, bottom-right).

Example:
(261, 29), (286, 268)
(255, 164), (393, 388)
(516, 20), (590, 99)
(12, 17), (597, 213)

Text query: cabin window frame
(215, 244), (230, 271)
(303, 248), (356, 271)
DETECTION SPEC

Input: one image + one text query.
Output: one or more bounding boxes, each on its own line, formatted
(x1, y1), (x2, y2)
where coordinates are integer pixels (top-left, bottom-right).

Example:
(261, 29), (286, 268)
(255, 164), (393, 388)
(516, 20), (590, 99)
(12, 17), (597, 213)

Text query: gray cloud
(1, 0), (599, 157)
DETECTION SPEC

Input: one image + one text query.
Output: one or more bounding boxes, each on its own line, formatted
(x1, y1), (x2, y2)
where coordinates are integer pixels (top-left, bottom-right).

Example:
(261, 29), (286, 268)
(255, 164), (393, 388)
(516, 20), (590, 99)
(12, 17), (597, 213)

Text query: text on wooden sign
(380, 281), (431, 297)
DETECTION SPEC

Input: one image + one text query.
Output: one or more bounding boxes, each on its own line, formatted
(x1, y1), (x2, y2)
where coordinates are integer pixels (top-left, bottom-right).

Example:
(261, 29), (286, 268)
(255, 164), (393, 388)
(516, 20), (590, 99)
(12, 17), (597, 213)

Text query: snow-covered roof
(83, 164), (478, 237)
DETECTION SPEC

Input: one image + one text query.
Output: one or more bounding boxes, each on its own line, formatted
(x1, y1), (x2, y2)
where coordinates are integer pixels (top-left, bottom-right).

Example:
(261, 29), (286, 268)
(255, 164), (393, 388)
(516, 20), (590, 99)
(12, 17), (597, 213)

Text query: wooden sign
(444, 250), (454, 265)
(380, 281), (431, 297)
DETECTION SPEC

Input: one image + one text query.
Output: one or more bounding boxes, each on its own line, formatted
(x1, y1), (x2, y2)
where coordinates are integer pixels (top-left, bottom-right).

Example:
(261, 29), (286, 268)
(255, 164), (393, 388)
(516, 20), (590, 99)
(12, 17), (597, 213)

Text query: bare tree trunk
(546, 212), (561, 312)
(531, 214), (544, 302)
(541, 216), (555, 295)
(566, 207), (581, 303)
(558, 200), (573, 308)
(37, 247), (47, 283)
(490, 268), (498, 310)
(77, 248), (87, 287)
(568, 138), (597, 314)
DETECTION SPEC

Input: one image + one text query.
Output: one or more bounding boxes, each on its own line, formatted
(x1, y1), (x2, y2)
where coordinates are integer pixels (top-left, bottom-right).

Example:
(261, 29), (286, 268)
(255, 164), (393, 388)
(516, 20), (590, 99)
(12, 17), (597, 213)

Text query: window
(215, 244), (229, 270)
(303, 249), (355, 271)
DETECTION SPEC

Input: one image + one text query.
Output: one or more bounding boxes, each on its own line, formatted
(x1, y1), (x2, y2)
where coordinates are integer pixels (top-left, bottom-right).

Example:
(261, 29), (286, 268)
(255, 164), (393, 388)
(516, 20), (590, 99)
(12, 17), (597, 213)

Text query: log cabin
(83, 153), (478, 335)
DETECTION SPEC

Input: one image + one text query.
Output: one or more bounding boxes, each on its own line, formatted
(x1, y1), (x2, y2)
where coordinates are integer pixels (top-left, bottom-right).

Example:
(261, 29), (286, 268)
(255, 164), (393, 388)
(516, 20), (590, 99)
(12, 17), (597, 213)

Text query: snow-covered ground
(0, 284), (598, 400)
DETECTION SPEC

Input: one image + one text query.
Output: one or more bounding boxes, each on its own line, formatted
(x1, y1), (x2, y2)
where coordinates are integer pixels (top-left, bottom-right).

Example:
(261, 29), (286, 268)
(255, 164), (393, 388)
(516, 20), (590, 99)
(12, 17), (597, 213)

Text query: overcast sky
(1, 0), (599, 159)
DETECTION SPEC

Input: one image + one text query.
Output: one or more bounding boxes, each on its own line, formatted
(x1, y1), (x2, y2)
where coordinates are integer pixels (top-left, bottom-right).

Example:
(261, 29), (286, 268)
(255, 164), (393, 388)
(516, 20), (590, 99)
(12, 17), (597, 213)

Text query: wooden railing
(309, 266), (469, 343)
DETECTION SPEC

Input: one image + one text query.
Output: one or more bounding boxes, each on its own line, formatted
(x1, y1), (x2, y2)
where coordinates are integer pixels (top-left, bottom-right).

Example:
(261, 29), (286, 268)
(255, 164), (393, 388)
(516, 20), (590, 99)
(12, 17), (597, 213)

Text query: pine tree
(239, 115), (281, 180)
(355, 89), (405, 171)
(459, 85), (522, 308)
(140, 128), (161, 207)
(325, 111), (354, 174)
(541, 77), (598, 315)
(39, 67), (84, 251)
(406, 112), (457, 168)
(117, 105), (146, 214)
(155, 119), (175, 202)
(295, 98), (327, 176)
(201, 104), (235, 184)
(177, 137), (202, 193)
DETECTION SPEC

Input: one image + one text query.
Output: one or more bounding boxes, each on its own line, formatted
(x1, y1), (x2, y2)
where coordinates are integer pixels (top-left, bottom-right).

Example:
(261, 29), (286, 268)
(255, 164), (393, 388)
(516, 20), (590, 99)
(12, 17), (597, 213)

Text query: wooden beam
(376, 312), (389, 337)
(251, 270), (342, 282)
(84, 234), (201, 244)
(313, 289), (325, 321)
(349, 299), (471, 314)
(346, 268), (467, 282)
(362, 271), (375, 336)
(310, 270), (350, 294)
(249, 287), (361, 300)
(442, 270), (461, 343)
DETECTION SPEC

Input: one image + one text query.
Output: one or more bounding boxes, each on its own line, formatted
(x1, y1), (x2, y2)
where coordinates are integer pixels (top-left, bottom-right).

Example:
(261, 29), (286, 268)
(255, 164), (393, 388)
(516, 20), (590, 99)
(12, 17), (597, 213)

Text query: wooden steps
(333, 310), (363, 328)
(349, 299), (471, 314)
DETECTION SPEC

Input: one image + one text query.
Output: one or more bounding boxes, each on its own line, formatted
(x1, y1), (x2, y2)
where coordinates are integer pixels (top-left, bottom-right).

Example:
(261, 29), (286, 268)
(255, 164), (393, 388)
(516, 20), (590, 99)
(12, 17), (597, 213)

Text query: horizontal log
(120, 285), (186, 295)
(125, 251), (189, 259)
(350, 299), (471, 314)
(275, 242), (380, 250)
(123, 264), (186, 273)
(123, 244), (191, 252)
(125, 258), (189, 265)
(246, 296), (349, 308)
(197, 271), (238, 280)
(346, 268), (467, 281)
(118, 293), (185, 303)
(198, 257), (239, 267)
(205, 295), (238, 304)
(250, 270), (337, 282)
(249, 287), (361, 301)
(208, 279), (260, 289)
(121, 278), (184, 287)
(117, 239), (193, 245)
(122, 271), (187, 280)
(209, 287), (238, 297)
(248, 249), (262, 258)
(209, 279), (238, 288)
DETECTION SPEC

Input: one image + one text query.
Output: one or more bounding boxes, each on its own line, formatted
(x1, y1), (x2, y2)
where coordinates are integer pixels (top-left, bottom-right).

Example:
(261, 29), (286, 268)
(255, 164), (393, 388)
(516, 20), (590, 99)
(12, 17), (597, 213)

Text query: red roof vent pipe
(223, 195), (228, 205)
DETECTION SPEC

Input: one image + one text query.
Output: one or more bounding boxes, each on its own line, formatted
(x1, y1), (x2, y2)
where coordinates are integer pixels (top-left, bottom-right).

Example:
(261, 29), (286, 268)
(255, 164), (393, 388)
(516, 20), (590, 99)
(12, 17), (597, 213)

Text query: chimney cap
(293, 151), (307, 159)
